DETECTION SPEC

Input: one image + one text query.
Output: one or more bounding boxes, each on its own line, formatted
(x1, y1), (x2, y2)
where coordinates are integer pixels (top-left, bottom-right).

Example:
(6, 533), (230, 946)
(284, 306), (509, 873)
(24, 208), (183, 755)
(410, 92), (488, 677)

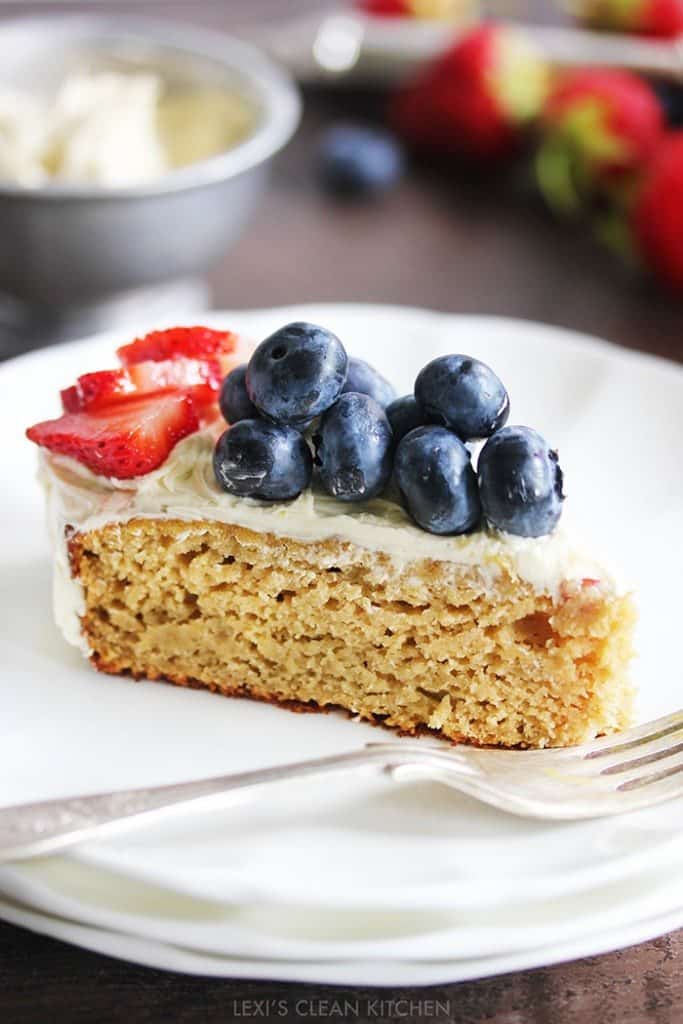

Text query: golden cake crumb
(68, 517), (636, 749)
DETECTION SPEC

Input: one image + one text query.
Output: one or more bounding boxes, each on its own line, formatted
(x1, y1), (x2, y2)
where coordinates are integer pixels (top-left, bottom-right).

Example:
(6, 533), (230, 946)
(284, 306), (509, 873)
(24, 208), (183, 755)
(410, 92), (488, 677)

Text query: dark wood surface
(2, 2), (682, 1022)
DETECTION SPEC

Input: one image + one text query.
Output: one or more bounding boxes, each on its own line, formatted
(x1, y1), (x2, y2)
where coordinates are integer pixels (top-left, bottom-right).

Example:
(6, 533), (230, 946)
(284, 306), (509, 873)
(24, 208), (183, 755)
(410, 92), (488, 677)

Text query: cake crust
(67, 517), (635, 749)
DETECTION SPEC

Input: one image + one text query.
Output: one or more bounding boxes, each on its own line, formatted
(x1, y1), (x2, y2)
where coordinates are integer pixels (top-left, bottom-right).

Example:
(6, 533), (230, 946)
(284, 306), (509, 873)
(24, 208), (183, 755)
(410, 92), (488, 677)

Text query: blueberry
(478, 426), (564, 538)
(318, 123), (404, 197)
(394, 426), (481, 536)
(314, 392), (393, 502)
(246, 322), (348, 427)
(386, 395), (424, 444)
(219, 365), (258, 425)
(342, 357), (397, 407)
(654, 82), (683, 128)
(213, 419), (312, 501)
(415, 354), (509, 440)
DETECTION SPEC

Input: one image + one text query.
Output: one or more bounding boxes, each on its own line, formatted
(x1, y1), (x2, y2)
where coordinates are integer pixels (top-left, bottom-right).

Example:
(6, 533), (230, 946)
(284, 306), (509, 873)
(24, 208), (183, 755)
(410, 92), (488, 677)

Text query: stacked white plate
(2, 304), (682, 984)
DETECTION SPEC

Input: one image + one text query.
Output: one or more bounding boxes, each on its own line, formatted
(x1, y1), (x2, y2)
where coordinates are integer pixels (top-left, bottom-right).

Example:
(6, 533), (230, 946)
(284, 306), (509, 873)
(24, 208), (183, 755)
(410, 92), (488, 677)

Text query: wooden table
(2, 2), (682, 1021)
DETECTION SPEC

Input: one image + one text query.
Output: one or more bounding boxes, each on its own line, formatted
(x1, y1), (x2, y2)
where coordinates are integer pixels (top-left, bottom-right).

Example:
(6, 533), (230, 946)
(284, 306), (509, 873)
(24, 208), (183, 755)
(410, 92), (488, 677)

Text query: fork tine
(586, 744), (683, 794)
(599, 740), (683, 777)
(575, 769), (683, 817)
(617, 757), (683, 794)
(580, 710), (683, 759)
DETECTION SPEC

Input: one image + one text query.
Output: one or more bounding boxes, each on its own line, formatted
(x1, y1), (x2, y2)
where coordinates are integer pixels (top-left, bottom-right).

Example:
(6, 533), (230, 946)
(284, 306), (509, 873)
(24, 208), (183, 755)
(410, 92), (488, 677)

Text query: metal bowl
(0, 15), (301, 344)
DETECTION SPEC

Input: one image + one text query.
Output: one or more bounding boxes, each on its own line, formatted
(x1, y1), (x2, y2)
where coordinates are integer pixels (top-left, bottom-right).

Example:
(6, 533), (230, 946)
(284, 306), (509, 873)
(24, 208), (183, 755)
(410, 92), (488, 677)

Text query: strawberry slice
(117, 326), (238, 367)
(60, 385), (83, 414)
(61, 359), (219, 414)
(129, 359), (221, 419)
(27, 392), (199, 479)
(128, 357), (217, 391)
(61, 369), (136, 412)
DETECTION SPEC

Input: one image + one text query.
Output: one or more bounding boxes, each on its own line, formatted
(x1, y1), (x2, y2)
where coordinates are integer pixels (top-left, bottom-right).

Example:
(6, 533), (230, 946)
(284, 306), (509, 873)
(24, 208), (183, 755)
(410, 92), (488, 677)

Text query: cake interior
(67, 517), (635, 749)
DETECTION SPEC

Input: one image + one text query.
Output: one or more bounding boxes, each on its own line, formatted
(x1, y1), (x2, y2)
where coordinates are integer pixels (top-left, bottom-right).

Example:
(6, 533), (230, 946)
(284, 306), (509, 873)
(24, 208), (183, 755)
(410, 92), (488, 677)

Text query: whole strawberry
(391, 23), (550, 160)
(632, 132), (683, 289)
(572, 0), (683, 39)
(535, 69), (664, 215)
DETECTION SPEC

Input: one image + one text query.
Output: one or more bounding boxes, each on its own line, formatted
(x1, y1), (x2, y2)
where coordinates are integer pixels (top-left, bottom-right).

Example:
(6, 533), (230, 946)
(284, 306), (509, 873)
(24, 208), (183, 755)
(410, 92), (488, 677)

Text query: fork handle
(0, 744), (433, 863)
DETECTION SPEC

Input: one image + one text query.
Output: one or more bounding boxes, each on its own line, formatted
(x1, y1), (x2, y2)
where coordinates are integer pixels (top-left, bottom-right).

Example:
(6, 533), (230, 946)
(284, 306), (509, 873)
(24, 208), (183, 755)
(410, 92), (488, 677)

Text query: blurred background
(0, 0), (681, 362)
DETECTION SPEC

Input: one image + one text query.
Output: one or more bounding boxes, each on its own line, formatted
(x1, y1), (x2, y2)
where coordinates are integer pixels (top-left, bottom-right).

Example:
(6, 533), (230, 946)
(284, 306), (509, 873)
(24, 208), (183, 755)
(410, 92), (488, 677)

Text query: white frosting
(0, 72), (167, 187)
(37, 430), (616, 654)
(0, 71), (253, 188)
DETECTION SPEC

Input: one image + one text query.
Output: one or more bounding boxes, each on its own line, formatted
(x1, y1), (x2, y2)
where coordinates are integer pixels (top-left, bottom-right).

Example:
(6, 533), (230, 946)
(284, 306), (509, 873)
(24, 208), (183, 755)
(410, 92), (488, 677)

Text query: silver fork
(2, 711), (683, 863)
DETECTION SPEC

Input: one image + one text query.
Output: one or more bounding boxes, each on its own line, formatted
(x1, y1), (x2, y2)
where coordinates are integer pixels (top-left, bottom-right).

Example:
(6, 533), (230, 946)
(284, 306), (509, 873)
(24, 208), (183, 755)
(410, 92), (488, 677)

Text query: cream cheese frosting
(0, 71), (254, 188)
(0, 73), (167, 187)
(38, 429), (616, 655)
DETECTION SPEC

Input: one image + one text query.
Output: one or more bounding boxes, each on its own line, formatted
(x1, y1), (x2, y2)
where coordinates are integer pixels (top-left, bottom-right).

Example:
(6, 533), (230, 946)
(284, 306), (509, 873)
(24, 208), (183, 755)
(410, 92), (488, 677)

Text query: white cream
(0, 72), (167, 187)
(38, 430), (615, 654)
(0, 71), (253, 188)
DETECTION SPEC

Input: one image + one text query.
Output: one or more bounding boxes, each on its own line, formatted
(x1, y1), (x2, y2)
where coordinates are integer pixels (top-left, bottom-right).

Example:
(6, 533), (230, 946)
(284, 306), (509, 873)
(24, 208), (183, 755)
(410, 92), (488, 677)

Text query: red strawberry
(357, 0), (467, 15)
(391, 23), (550, 160)
(129, 358), (223, 418)
(632, 131), (683, 289)
(357, 0), (409, 15)
(60, 385), (85, 414)
(27, 392), (199, 479)
(573, 0), (683, 39)
(130, 358), (226, 421)
(117, 326), (238, 367)
(536, 69), (664, 214)
(60, 358), (218, 414)
(60, 369), (136, 412)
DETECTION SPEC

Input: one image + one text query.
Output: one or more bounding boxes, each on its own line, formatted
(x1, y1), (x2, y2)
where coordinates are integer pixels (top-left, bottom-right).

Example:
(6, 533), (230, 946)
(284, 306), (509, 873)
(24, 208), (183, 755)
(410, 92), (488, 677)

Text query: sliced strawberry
(60, 358), (223, 415)
(117, 326), (238, 367)
(60, 385), (82, 414)
(60, 369), (136, 412)
(129, 359), (221, 419)
(27, 392), (199, 479)
(126, 357), (216, 391)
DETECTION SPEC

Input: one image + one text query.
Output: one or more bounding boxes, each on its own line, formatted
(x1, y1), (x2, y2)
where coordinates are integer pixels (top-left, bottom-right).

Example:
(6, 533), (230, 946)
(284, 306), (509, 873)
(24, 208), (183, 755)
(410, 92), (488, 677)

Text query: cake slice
(28, 322), (635, 749)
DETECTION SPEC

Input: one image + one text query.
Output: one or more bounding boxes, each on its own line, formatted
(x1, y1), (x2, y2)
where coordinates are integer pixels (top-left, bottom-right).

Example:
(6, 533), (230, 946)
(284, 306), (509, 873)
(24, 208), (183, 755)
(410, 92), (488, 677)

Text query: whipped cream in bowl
(0, 16), (301, 332)
(0, 70), (254, 189)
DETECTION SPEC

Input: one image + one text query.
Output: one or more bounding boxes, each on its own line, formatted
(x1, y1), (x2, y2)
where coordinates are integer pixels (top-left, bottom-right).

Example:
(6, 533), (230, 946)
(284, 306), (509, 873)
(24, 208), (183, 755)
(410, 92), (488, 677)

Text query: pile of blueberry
(213, 322), (564, 539)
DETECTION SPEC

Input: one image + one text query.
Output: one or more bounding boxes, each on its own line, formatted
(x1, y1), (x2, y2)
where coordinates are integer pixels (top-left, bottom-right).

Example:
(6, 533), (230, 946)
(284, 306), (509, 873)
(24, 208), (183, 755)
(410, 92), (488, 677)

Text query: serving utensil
(2, 710), (683, 863)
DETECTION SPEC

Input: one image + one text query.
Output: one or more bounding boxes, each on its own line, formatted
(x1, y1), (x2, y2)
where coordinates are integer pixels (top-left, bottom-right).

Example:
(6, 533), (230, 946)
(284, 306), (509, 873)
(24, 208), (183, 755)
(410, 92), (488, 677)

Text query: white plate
(2, 891), (683, 985)
(2, 849), (683, 962)
(72, 779), (683, 913)
(265, 7), (463, 86)
(350, 11), (459, 78)
(2, 305), (683, 952)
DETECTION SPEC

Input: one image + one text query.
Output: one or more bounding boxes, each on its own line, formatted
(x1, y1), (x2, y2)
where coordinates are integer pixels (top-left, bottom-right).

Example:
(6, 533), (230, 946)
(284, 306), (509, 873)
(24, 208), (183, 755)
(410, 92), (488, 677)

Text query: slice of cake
(28, 321), (635, 749)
